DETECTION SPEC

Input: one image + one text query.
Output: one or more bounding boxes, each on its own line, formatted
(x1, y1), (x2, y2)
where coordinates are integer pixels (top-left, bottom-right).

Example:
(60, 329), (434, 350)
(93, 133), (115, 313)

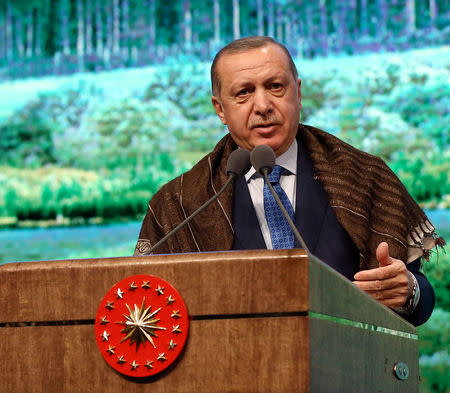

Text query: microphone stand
(143, 175), (234, 255)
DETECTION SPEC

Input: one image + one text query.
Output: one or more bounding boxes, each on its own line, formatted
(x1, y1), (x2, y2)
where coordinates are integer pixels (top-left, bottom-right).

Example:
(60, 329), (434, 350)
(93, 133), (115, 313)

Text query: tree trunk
(86, 0), (93, 55)
(113, 0), (120, 54)
(6, 3), (13, 60)
(147, 0), (156, 55)
(0, 9), (5, 59)
(76, 0), (85, 70)
(429, 0), (437, 28)
(95, 0), (103, 57)
(267, 0), (274, 37)
(233, 0), (240, 39)
(122, 0), (130, 59)
(377, 0), (388, 38)
(15, 10), (24, 58)
(349, 0), (357, 39)
(214, 0), (220, 44)
(360, 0), (368, 35)
(183, 0), (192, 50)
(305, 3), (314, 56)
(60, 0), (70, 56)
(276, 2), (283, 41)
(34, 6), (42, 57)
(406, 0), (416, 33)
(319, 0), (328, 54)
(257, 0), (264, 36)
(338, 0), (348, 50)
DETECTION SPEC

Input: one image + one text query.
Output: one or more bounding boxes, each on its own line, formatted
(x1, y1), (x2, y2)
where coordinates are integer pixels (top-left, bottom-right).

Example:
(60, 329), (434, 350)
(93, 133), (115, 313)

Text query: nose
(253, 89), (273, 116)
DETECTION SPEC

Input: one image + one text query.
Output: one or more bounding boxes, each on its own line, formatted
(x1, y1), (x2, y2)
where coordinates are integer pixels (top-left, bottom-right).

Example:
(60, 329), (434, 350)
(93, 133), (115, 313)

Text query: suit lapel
(231, 175), (266, 250)
(294, 140), (329, 253)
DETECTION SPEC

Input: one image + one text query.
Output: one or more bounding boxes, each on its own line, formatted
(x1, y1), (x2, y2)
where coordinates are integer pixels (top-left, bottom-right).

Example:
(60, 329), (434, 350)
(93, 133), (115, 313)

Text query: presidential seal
(95, 274), (189, 377)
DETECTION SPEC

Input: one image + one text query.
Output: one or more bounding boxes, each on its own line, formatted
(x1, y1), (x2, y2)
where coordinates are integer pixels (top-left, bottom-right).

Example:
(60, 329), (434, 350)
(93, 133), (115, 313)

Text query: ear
(297, 78), (302, 107)
(211, 96), (227, 125)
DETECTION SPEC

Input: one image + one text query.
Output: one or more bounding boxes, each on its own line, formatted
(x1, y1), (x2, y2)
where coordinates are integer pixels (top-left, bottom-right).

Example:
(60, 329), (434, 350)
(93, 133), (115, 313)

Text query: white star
(166, 295), (175, 305)
(129, 282), (138, 291)
(155, 285), (165, 295)
(145, 360), (153, 369)
(116, 288), (124, 299)
(100, 316), (109, 325)
(157, 353), (166, 362)
(168, 339), (177, 350)
(101, 330), (110, 341)
(131, 360), (139, 370)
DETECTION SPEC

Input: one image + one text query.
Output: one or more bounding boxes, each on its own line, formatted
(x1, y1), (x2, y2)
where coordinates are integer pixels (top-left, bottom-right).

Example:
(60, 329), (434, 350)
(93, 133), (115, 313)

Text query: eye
(236, 88), (250, 97)
(271, 83), (283, 90)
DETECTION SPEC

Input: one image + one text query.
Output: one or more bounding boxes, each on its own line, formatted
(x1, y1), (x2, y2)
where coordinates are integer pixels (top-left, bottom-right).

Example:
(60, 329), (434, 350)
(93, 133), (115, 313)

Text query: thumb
(376, 242), (391, 267)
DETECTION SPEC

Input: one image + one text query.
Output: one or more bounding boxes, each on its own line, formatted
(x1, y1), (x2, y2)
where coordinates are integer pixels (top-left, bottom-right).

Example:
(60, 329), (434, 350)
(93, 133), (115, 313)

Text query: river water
(1, 210), (449, 265)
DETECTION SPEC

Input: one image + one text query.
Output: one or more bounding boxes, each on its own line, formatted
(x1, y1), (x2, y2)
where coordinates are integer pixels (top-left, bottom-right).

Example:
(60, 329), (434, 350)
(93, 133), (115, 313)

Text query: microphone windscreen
(250, 145), (276, 175)
(226, 148), (252, 176)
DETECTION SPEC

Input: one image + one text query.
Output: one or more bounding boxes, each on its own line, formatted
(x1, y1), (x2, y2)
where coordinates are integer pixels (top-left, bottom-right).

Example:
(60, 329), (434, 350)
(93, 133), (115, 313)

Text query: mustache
(249, 115), (282, 129)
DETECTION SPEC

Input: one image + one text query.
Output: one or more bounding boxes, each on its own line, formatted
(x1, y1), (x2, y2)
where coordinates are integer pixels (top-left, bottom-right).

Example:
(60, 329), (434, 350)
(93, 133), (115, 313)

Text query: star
(106, 345), (115, 355)
(141, 281), (151, 290)
(101, 330), (110, 341)
(117, 355), (126, 364)
(105, 301), (114, 310)
(100, 316), (109, 325)
(116, 288), (124, 299)
(129, 282), (138, 291)
(166, 295), (175, 305)
(168, 339), (177, 350)
(155, 285), (165, 295)
(145, 360), (154, 369)
(117, 298), (167, 350)
(131, 360), (139, 370)
(157, 353), (166, 362)
(172, 325), (182, 334)
(171, 310), (181, 319)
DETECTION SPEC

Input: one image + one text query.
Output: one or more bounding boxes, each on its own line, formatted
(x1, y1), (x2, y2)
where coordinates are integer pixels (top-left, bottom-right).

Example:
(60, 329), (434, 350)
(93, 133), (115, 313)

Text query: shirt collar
(245, 139), (298, 182)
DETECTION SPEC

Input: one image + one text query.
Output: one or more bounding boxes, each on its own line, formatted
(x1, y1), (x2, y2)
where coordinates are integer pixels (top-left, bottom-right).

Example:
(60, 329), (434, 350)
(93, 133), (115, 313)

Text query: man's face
(211, 44), (302, 156)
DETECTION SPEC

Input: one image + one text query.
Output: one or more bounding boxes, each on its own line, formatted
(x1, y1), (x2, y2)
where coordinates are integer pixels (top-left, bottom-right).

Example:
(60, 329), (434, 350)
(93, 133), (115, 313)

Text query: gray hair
(211, 36), (298, 97)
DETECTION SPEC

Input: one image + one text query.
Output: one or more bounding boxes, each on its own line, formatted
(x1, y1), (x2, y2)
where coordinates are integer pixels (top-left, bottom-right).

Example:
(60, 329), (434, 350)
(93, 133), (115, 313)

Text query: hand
(353, 242), (410, 308)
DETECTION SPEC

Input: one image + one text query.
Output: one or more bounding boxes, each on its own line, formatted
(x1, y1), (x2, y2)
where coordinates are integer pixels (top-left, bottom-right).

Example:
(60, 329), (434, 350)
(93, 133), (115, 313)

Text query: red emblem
(95, 274), (189, 377)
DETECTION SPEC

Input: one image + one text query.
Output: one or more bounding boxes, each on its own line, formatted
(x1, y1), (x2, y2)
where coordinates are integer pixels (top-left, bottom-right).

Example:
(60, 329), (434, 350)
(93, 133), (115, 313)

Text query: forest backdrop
(0, 1), (449, 392)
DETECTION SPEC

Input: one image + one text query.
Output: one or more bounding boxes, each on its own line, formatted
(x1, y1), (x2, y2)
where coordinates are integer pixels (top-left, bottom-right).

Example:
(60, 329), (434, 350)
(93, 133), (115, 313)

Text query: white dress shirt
(244, 140), (298, 249)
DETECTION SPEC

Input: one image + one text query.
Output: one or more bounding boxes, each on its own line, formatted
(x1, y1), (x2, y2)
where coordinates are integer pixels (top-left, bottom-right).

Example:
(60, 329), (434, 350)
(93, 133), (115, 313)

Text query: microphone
(144, 148), (251, 255)
(250, 145), (311, 254)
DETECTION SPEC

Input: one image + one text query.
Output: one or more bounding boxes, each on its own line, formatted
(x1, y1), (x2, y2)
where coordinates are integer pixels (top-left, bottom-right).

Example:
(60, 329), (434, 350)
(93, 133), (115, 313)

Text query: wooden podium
(0, 250), (418, 392)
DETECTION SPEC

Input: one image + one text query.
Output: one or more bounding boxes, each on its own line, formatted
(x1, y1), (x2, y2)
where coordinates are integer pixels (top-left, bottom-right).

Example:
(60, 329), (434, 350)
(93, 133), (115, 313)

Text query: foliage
(418, 308), (449, 357)
(0, 166), (157, 222)
(419, 351), (450, 393)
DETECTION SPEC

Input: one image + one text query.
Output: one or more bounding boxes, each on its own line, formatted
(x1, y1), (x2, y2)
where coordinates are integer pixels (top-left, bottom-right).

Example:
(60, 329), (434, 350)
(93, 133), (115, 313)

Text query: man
(135, 36), (442, 326)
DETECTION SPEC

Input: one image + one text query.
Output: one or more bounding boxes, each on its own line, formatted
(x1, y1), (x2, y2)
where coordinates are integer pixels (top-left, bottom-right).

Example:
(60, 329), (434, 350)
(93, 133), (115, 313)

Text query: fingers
(376, 241), (391, 267)
(364, 291), (408, 308)
(354, 257), (406, 281)
(353, 254), (409, 308)
(353, 274), (407, 292)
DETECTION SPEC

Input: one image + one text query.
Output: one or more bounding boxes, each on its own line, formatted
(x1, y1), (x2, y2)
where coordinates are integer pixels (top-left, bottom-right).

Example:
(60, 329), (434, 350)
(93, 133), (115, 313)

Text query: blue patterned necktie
(263, 165), (295, 249)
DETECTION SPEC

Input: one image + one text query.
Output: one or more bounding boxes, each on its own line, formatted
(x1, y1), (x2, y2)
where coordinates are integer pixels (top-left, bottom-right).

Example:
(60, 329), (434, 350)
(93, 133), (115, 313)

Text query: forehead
(216, 45), (292, 87)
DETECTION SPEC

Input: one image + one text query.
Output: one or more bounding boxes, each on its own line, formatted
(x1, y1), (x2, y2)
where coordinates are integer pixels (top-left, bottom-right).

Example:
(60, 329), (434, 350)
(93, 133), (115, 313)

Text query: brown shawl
(135, 124), (444, 270)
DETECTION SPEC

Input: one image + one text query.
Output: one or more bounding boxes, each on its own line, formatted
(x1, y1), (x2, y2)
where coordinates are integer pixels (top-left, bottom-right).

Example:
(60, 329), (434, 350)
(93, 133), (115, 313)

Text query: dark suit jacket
(231, 139), (434, 326)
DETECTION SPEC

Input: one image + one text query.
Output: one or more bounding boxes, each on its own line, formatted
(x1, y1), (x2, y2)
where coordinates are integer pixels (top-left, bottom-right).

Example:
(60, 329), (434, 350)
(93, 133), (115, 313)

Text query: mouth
(252, 123), (280, 132)
(252, 122), (280, 128)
